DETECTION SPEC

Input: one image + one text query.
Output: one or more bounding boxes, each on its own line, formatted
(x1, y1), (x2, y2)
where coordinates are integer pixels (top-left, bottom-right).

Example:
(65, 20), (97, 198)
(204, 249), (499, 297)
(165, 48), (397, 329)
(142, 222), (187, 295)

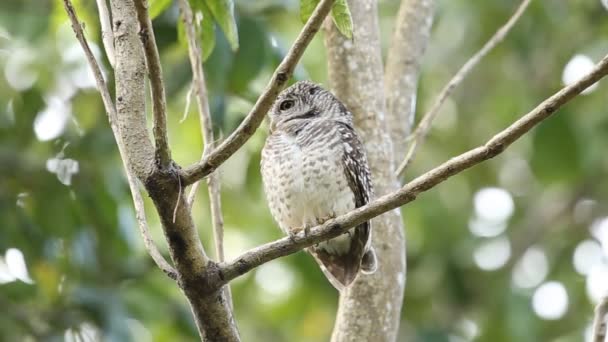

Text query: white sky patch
(34, 96), (71, 141)
(532, 281), (568, 320)
(473, 237), (511, 271)
(0, 257), (16, 284)
(562, 54), (598, 95)
(469, 216), (507, 238)
(474, 187), (514, 223)
(456, 318), (479, 341)
(47, 157), (79, 186)
(4, 248), (34, 284)
(590, 217), (608, 256)
(573, 239), (603, 276)
(513, 246), (548, 289)
(4, 46), (38, 91)
(586, 263), (608, 303)
(255, 261), (296, 305)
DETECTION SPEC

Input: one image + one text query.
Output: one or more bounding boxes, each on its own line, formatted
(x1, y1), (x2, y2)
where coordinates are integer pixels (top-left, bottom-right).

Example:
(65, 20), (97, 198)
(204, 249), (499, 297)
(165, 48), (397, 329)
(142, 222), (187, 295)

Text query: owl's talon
(316, 213), (337, 225)
(289, 226), (304, 241)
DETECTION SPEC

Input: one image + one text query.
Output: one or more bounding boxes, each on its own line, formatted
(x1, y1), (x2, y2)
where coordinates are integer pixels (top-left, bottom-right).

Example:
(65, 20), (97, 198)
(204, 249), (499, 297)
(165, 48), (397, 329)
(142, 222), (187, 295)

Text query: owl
(261, 81), (377, 291)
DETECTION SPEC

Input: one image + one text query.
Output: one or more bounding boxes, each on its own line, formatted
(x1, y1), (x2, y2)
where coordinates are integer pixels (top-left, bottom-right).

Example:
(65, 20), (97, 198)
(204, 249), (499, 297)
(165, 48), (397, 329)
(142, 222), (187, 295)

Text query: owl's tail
(309, 246), (377, 291)
(360, 247), (377, 274)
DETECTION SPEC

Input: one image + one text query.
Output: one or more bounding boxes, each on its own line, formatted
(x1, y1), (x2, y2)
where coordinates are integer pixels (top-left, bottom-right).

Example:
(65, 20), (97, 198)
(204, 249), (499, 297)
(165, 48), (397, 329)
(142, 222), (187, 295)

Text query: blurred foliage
(1, 0), (608, 341)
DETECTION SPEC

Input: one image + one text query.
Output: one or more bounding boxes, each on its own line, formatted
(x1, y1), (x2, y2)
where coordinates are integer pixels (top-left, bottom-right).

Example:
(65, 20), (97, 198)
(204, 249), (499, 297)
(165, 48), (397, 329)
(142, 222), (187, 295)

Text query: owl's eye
(309, 87), (317, 95)
(279, 100), (295, 111)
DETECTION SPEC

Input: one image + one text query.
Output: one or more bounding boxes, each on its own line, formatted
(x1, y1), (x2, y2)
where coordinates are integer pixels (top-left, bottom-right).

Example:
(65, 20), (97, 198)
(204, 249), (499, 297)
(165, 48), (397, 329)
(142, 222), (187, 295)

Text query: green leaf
(299, 0), (319, 23)
(330, 0), (353, 39)
(228, 17), (267, 93)
(299, 0), (353, 39)
(180, 1), (216, 61)
(149, 0), (172, 20)
(206, 0), (239, 51)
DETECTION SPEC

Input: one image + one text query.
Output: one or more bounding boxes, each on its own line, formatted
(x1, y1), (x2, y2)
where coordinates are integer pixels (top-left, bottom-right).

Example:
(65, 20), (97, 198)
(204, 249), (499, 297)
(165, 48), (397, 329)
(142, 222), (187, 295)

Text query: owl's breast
(261, 124), (355, 240)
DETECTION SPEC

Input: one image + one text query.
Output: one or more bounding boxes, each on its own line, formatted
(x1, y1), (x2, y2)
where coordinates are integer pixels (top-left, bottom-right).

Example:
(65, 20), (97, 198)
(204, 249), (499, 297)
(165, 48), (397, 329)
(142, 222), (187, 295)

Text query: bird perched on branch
(261, 81), (377, 291)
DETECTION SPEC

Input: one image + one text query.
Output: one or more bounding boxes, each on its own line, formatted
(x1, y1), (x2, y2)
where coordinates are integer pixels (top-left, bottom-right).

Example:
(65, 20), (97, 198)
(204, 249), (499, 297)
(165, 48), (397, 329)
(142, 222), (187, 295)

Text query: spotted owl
(261, 81), (377, 291)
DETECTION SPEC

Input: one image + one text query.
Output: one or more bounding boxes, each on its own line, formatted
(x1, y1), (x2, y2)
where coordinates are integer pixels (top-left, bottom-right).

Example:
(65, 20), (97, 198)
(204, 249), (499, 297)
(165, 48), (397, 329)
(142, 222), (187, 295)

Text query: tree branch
(395, 0), (532, 176)
(593, 296), (608, 342)
(180, 0), (336, 186)
(385, 0), (435, 157)
(126, 170), (178, 279)
(132, 0), (171, 167)
(95, 0), (115, 67)
(178, 0), (232, 304)
(324, 0), (405, 339)
(111, 0), (238, 339)
(216, 53), (608, 287)
(62, 0), (176, 279)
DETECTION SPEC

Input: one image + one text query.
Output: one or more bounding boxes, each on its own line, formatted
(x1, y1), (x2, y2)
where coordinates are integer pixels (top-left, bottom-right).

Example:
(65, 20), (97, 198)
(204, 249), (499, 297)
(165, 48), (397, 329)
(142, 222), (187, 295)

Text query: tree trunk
(324, 1), (406, 340)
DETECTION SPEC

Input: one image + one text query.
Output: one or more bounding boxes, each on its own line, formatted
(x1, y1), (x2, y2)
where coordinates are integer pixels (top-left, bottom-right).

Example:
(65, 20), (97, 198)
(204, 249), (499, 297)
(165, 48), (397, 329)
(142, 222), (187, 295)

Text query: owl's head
(268, 81), (351, 132)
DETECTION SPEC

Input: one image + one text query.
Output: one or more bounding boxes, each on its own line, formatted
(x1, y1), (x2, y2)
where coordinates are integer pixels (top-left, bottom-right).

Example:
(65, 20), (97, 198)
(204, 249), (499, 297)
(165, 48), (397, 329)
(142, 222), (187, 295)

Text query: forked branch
(216, 53), (608, 286)
(180, 0), (337, 185)
(177, 0), (231, 303)
(133, 0), (171, 167)
(395, 0), (532, 176)
(63, 0), (176, 279)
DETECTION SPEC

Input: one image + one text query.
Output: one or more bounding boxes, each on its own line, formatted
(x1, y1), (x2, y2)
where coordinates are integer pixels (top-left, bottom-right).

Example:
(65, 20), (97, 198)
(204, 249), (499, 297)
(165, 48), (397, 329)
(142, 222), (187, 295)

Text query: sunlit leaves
(185, 0), (238, 60)
(205, 0), (239, 51)
(329, 0), (353, 39)
(300, 0), (353, 39)
(149, 0), (172, 19)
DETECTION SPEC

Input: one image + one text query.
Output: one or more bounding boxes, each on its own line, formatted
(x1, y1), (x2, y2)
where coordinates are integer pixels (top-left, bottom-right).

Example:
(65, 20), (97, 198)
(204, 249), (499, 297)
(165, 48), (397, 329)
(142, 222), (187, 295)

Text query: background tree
(1, 0), (608, 341)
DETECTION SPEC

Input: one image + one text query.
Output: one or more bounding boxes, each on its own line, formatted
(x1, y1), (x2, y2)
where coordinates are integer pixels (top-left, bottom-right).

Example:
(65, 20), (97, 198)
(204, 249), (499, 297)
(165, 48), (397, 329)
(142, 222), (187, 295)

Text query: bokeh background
(1, 0), (608, 341)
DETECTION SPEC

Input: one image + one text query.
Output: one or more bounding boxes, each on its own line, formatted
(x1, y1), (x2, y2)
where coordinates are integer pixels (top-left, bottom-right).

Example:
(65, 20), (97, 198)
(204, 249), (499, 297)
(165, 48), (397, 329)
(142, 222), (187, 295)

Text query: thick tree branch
(178, 0), (232, 305)
(111, 0), (238, 339)
(95, 0), (115, 67)
(216, 53), (608, 287)
(63, 0), (176, 279)
(132, 0), (171, 167)
(395, 0), (532, 176)
(385, 0), (435, 157)
(324, 0), (405, 339)
(180, 0), (336, 185)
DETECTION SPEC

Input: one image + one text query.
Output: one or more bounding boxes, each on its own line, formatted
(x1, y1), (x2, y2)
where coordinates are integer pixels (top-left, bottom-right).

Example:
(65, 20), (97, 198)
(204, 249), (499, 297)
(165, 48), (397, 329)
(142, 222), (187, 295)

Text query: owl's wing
(308, 120), (376, 291)
(335, 121), (375, 270)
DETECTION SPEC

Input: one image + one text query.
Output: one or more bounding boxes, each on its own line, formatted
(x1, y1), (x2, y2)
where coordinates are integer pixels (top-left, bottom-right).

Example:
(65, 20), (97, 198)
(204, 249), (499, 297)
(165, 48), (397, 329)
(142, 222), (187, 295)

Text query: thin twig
(128, 171), (178, 279)
(180, 0), (336, 186)
(172, 174), (182, 224)
(215, 53), (608, 286)
(132, 0), (171, 167)
(95, 0), (115, 67)
(594, 297), (608, 342)
(395, 0), (532, 176)
(63, 0), (177, 279)
(180, 83), (194, 123)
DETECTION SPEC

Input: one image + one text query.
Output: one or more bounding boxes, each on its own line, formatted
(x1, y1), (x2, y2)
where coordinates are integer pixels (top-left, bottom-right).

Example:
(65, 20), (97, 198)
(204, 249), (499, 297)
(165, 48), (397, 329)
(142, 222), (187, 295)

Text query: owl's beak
(269, 120), (277, 133)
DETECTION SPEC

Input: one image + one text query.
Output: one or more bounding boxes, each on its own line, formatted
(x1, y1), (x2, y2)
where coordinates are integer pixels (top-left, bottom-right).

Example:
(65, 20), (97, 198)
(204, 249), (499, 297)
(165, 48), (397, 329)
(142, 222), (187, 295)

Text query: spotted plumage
(261, 81), (377, 291)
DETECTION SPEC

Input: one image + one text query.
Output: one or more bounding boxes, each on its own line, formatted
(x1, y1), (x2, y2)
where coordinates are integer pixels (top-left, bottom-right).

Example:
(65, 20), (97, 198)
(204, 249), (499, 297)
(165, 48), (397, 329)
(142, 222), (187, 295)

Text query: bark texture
(385, 0), (435, 153)
(324, 1), (405, 340)
(110, 0), (238, 340)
